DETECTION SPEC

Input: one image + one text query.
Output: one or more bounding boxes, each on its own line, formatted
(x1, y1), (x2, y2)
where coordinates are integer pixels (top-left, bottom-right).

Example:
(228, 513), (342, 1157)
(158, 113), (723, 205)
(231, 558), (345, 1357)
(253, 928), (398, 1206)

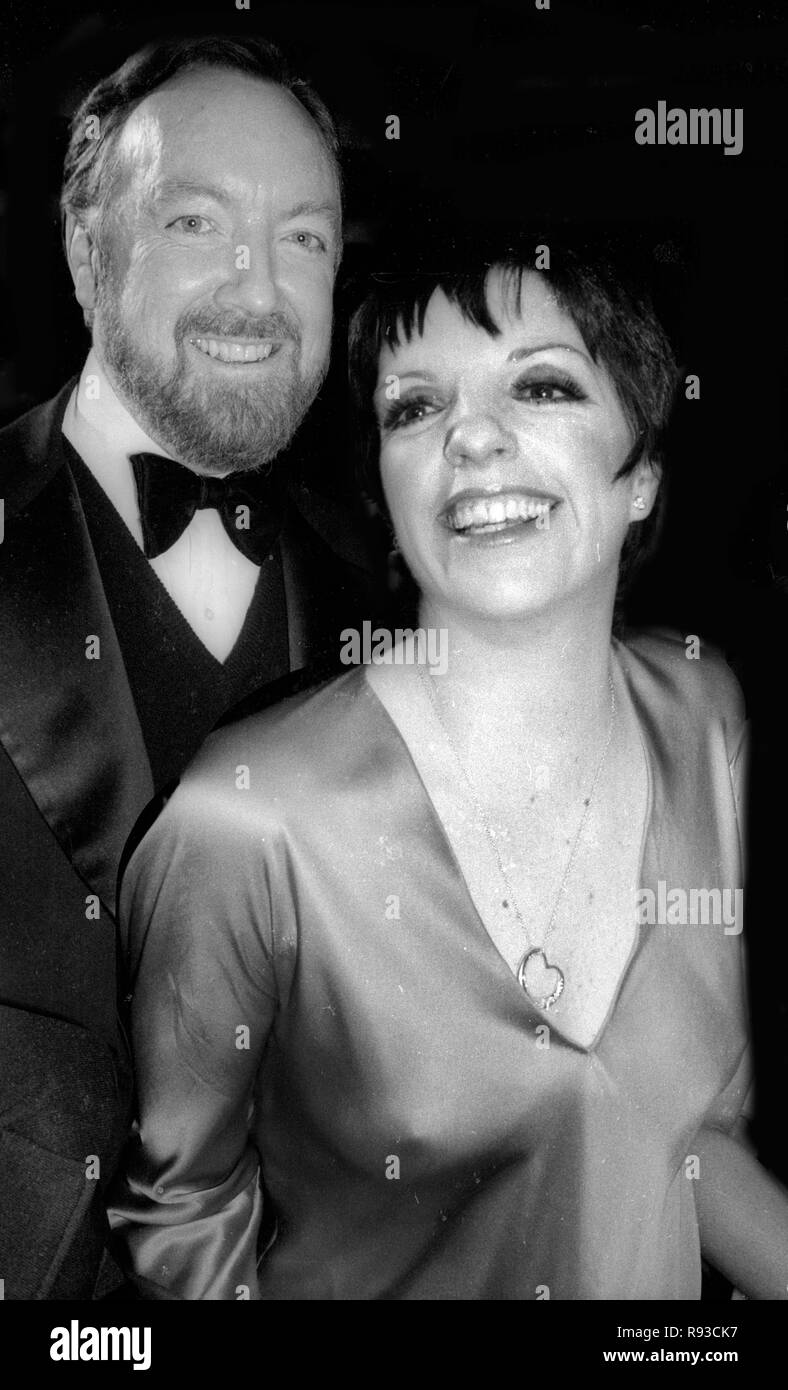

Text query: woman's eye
(169, 215), (214, 235)
(513, 374), (585, 404)
(380, 397), (440, 432)
(285, 231), (327, 254)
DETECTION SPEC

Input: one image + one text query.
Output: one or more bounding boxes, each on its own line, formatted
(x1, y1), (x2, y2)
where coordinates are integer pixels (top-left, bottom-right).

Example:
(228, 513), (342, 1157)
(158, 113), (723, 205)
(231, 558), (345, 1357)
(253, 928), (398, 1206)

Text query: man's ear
(64, 212), (99, 318)
(630, 456), (662, 520)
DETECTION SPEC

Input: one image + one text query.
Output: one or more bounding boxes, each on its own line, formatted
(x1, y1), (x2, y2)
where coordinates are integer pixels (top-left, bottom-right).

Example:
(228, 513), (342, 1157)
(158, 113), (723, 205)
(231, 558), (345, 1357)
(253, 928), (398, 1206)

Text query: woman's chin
(424, 550), (567, 621)
(424, 579), (563, 628)
(417, 536), (620, 628)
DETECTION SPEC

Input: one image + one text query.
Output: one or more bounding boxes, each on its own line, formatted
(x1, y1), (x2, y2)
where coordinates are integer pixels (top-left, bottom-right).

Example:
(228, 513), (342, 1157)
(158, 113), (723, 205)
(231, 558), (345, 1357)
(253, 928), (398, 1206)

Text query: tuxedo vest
(67, 444), (291, 790)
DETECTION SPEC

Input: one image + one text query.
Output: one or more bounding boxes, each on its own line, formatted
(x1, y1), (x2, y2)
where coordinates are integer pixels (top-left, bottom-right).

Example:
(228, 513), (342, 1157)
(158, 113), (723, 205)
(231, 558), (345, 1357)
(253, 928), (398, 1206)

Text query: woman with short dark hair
(110, 239), (788, 1299)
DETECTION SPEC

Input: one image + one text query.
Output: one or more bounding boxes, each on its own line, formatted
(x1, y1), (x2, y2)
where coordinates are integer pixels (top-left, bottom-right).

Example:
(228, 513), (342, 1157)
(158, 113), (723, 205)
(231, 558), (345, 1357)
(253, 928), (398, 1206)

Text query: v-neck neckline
(361, 641), (657, 1055)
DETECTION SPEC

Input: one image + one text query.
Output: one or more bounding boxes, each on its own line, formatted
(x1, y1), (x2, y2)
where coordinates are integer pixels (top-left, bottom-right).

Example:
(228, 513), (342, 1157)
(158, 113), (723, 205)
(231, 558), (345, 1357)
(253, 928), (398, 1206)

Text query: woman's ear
(64, 212), (99, 319)
(630, 457), (662, 521)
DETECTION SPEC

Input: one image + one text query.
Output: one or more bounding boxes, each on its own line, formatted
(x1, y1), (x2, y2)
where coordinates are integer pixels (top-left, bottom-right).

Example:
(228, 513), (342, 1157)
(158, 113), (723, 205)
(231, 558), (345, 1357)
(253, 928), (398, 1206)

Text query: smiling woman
(108, 233), (788, 1301)
(351, 240), (677, 623)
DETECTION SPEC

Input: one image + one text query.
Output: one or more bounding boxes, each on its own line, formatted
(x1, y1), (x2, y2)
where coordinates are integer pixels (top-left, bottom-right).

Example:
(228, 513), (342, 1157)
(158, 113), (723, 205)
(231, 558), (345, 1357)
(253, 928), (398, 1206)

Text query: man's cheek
(283, 264), (333, 313)
(303, 297), (334, 357)
(119, 269), (188, 337)
(125, 237), (213, 299)
(114, 280), (158, 334)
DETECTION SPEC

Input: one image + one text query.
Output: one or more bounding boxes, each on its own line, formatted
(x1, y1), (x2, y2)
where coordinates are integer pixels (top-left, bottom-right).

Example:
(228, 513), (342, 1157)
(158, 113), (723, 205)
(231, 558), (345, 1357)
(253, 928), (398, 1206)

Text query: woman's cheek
(382, 456), (428, 543)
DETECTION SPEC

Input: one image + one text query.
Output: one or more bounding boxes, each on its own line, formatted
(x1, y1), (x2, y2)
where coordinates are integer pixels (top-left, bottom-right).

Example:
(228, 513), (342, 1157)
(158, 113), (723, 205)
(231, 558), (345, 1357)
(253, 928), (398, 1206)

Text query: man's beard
(94, 271), (328, 476)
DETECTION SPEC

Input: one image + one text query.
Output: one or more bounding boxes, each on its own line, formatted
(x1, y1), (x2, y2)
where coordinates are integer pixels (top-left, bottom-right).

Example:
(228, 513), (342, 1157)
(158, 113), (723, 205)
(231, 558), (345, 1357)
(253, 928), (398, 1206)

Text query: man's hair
(60, 34), (341, 259)
(349, 231), (682, 604)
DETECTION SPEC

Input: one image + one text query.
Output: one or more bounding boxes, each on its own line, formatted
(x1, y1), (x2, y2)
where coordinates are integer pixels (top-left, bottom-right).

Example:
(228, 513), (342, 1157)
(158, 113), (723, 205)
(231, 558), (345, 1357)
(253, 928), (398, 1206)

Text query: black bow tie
(130, 453), (285, 564)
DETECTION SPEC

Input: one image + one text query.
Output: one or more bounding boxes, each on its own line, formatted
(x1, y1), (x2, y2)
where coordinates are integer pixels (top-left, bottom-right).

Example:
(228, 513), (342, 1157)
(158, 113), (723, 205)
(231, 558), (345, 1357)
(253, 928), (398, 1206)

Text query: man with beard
(0, 35), (377, 1300)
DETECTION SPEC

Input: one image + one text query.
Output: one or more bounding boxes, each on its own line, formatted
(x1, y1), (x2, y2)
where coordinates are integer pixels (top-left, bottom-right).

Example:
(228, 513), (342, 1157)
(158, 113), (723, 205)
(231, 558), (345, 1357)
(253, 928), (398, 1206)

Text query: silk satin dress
(108, 632), (751, 1300)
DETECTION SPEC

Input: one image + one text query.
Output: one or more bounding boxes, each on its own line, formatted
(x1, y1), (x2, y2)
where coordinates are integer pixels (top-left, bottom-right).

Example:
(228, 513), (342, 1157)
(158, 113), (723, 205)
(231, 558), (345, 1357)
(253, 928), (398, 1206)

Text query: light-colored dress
(109, 632), (750, 1299)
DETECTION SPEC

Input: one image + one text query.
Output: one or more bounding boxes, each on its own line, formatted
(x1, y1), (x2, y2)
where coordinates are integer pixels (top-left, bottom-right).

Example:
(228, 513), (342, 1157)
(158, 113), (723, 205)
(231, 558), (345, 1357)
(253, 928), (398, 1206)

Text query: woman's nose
(443, 412), (517, 469)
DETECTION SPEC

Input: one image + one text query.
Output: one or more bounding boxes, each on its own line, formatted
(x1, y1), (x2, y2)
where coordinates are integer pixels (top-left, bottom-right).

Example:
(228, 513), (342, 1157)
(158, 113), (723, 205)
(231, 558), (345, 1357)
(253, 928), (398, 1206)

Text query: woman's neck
(417, 592), (618, 797)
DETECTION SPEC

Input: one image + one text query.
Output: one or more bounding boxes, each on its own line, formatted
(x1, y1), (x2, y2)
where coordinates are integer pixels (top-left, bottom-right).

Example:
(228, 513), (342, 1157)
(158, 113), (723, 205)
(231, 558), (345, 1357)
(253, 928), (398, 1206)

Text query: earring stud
(633, 495), (646, 510)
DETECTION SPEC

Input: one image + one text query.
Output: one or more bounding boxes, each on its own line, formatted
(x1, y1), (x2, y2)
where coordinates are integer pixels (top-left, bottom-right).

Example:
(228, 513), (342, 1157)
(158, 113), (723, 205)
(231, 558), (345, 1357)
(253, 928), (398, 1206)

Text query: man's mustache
(179, 310), (301, 345)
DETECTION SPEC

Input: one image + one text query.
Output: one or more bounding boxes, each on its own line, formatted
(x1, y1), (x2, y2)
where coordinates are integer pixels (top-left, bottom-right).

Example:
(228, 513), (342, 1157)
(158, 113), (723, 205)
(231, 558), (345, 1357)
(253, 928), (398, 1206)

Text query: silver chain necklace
(416, 663), (616, 1011)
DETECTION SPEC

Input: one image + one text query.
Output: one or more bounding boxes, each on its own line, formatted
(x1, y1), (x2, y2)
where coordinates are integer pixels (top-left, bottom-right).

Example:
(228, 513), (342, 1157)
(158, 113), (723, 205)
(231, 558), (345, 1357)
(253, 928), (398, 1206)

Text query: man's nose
(443, 411), (518, 469)
(214, 237), (280, 316)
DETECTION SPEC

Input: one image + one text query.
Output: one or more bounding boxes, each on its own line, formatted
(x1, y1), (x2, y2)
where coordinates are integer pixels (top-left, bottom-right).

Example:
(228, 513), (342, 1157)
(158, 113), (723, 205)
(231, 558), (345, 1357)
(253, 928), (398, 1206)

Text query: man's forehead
(115, 67), (337, 195)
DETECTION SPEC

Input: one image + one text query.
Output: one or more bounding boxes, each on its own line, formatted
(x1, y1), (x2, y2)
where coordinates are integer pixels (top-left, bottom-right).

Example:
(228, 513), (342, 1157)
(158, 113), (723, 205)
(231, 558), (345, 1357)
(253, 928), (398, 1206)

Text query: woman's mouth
(442, 489), (560, 537)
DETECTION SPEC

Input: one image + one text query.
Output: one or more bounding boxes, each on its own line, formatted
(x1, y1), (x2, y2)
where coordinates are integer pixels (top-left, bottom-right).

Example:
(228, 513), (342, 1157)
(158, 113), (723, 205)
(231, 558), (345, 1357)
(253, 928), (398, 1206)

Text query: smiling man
(0, 35), (377, 1300)
(75, 63), (338, 485)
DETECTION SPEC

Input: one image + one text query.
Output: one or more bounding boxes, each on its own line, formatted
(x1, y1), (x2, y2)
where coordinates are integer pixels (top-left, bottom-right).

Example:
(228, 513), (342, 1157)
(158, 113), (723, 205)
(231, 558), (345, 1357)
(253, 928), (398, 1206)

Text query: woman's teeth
(193, 337), (275, 362)
(447, 494), (553, 532)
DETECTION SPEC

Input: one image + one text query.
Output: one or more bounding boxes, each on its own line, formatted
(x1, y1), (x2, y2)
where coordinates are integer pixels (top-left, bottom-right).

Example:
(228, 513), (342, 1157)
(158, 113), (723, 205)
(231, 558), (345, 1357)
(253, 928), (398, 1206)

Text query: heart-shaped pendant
(518, 947), (565, 1010)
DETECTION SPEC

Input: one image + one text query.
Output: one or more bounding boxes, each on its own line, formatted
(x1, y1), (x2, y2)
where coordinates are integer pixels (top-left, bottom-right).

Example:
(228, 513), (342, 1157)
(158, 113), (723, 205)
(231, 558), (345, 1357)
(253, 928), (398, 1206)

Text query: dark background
(1, 0), (786, 640)
(1, 0), (787, 1186)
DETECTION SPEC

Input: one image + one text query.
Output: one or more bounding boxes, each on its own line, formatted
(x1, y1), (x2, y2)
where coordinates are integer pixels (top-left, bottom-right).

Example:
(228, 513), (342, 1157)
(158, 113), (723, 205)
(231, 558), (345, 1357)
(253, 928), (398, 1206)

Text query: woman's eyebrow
(373, 342), (593, 393)
(374, 369), (438, 394)
(372, 338), (596, 393)
(507, 342), (592, 364)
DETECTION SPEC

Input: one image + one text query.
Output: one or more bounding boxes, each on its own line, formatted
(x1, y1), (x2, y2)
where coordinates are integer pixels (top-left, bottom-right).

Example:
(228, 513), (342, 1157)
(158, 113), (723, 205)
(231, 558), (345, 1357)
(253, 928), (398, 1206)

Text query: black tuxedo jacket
(0, 378), (381, 1298)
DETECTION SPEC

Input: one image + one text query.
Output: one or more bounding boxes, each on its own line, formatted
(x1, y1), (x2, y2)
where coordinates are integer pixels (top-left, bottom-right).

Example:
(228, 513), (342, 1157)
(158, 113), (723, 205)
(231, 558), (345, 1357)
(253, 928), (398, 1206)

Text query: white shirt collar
(59, 347), (262, 662)
(61, 348), (176, 547)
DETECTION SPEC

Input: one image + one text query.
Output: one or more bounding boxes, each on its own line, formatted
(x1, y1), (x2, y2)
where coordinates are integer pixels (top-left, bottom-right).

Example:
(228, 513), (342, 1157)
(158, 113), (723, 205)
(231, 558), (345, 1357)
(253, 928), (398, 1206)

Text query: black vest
(67, 444), (292, 790)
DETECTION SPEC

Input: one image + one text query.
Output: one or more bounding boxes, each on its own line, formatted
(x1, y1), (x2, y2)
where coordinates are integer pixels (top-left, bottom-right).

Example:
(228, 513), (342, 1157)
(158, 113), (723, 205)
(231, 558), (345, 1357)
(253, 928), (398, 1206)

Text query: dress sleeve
(730, 717), (755, 1135)
(107, 778), (279, 1301)
(728, 711), (749, 879)
(703, 715), (755, 1141)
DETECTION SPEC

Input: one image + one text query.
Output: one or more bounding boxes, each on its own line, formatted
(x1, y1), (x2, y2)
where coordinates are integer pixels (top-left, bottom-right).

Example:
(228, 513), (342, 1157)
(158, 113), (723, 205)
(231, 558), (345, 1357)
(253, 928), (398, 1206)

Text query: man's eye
(168, 215), (214, 235)
(380, 397), (439, 432)
(512, 373), (586, 404)
(285, 230), (327, 254)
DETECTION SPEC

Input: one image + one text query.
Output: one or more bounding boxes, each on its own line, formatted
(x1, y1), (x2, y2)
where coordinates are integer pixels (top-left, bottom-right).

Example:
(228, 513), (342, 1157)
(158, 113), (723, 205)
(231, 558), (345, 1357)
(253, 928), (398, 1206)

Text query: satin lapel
(279, 481), (379, 673)
(0, 389), (153, 912)
(279, 508), (312, 671)
(279, 505), (351, 672)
